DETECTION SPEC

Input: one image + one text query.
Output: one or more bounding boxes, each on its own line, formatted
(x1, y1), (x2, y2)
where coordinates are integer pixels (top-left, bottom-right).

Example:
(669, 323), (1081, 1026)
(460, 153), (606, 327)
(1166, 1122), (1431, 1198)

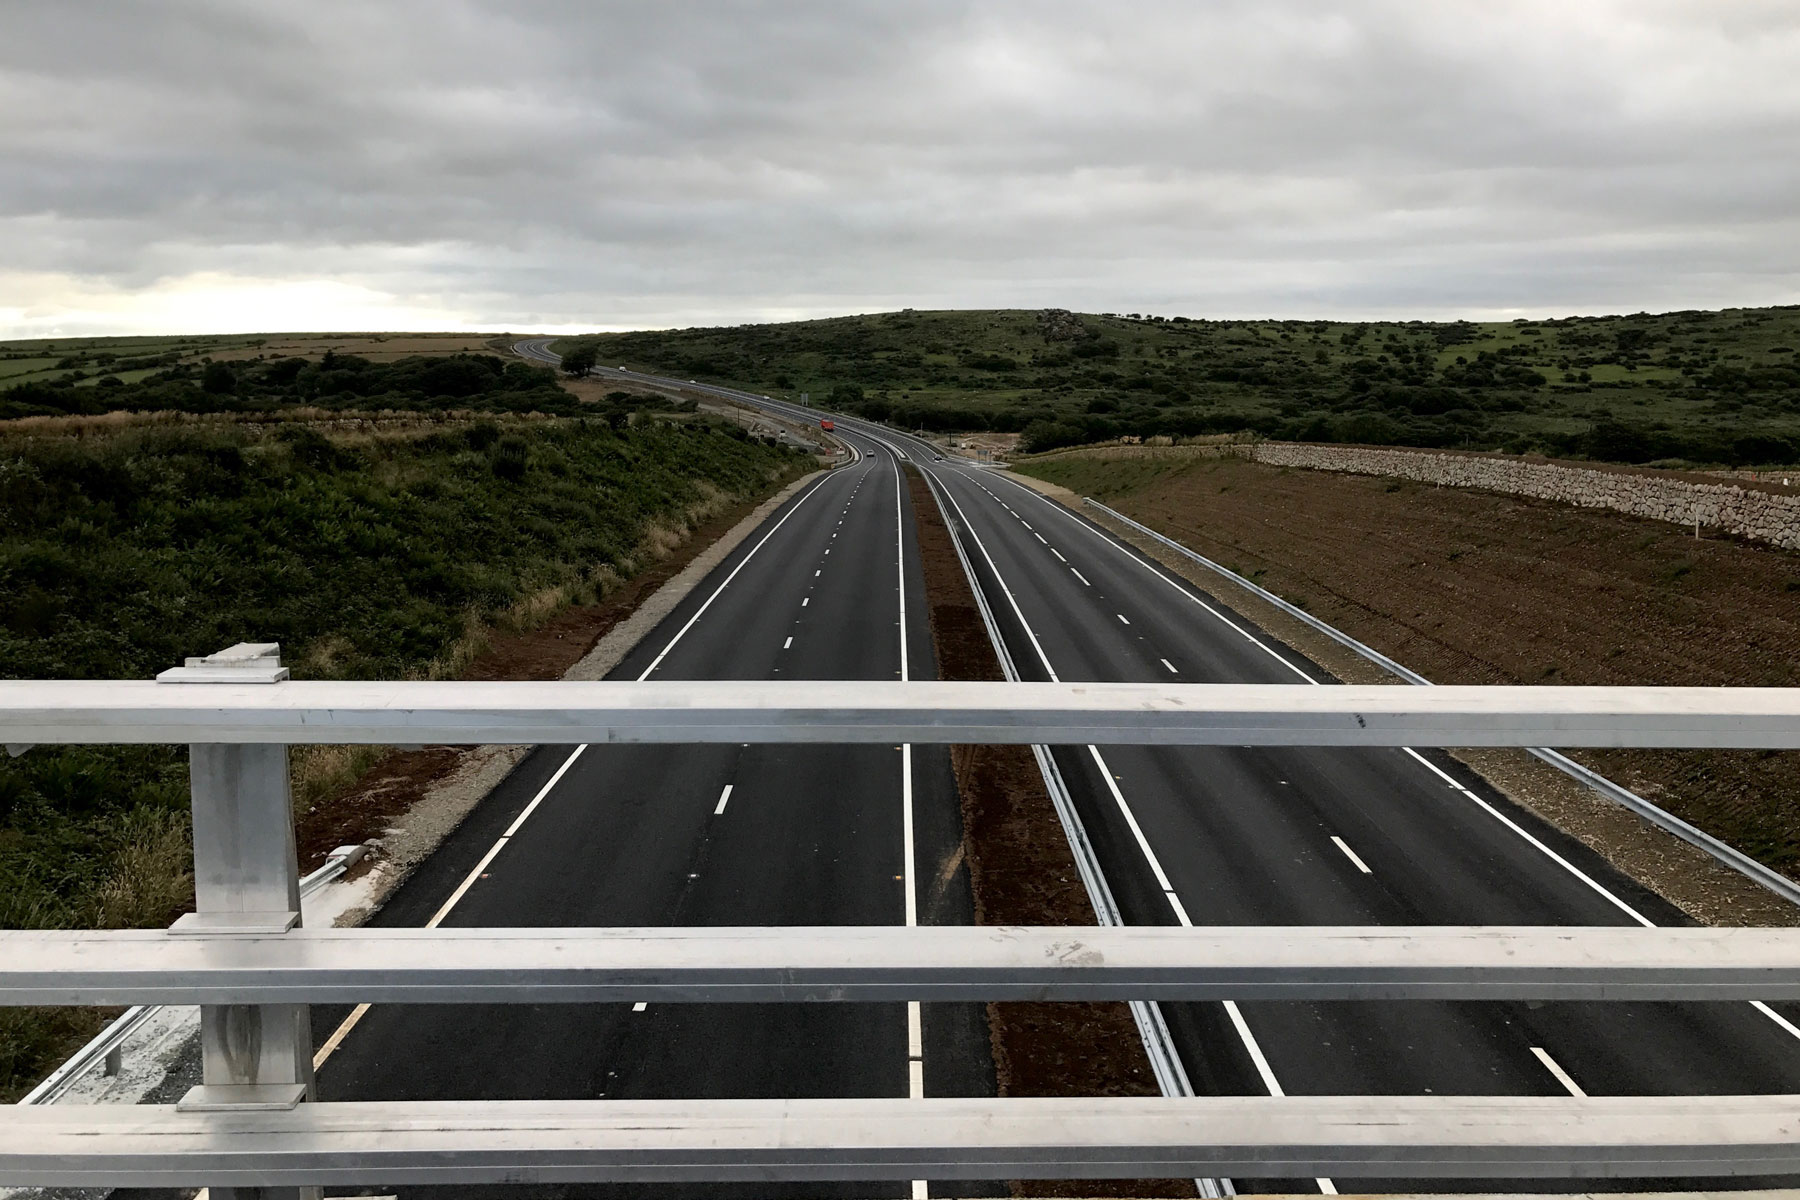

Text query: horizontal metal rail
(4, 679), (1799, 747)
(10, 926), (1800, 1005)
(17, 843), (368, 1105)
(7, 1095), (1800, 1185)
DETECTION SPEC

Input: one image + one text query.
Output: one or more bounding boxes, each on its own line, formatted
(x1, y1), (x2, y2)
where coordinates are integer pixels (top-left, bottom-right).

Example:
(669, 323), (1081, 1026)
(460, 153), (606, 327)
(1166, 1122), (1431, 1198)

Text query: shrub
(491, 434), (531, 480)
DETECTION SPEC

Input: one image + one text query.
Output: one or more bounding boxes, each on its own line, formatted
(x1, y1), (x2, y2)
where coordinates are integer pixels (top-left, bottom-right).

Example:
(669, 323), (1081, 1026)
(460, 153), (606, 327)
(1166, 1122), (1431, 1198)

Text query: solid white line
(1071, 568), (1090, 586)
(895, 450), (927, 1200)
(312, 1001), (368, 1068)
(1399, 747), (1653, 927)
(895, 457), (910, 686)
(427, 834), (511, 927)
(976, 473), (1315, 681)
(931, 467), (1317, 1187)
(1088, 746), (1174, 891)
(501, 744), (590, 840)
(1161, 658), (1178, 674)
(636, 473), (832, 680)
(318, 739), (594, 1068)
(1330, 835), (1372, 875)
(931, 477), (1061, 681)
(1531, 1046), (1586, 1097)
(714, 784), (734, 815)
(1223, 1000), (1284, 1095)
(1753, 1001), (1800, 1040)
(783, 636), (793, 649)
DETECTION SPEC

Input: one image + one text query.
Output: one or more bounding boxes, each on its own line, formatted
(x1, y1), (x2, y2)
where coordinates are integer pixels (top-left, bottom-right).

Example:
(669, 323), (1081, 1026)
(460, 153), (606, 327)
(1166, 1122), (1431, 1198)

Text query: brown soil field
(906, 468), (1191, 1199)
(1016, 451), (1800, 898)
(1020, 439), (1800, 499)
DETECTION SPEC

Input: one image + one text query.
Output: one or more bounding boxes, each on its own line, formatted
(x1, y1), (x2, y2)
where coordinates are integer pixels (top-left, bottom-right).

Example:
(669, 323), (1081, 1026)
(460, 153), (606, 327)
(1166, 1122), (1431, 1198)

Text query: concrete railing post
(159, 644), (319, 1200)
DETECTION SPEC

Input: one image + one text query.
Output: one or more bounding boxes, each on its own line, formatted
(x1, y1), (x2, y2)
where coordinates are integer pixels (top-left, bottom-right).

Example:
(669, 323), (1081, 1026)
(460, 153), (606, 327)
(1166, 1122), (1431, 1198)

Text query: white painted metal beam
(10, 926), (1800, 1005)
(3, 680), (1798, 747)
(5, 1095), (1800, 1187)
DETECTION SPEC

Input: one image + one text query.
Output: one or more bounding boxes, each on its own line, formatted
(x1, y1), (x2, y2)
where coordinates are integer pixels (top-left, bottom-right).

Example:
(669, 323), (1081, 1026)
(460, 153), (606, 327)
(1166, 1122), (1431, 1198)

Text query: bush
(490, 434), (531, 480)
(2, 353), (567, 418)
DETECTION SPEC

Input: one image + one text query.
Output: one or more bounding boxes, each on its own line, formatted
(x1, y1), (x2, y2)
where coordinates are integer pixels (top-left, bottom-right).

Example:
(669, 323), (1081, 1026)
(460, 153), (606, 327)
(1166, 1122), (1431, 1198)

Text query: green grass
(558, 305), (1800, 466)
(0, 414), (807, 1099)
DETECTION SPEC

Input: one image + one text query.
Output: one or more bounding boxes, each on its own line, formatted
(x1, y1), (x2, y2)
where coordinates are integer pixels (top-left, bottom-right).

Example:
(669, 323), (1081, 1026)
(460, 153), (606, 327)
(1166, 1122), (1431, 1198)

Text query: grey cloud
(2, 0), (1798, 332)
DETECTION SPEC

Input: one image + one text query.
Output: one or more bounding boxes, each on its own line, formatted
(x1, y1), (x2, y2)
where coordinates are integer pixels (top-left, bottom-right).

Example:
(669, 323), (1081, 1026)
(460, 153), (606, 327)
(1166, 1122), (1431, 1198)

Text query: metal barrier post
(161, 645), (318, 1200)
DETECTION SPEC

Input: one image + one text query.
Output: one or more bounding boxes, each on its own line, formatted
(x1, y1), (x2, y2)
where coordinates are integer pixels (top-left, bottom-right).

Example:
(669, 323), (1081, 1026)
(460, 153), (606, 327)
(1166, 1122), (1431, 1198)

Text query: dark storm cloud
(3, 0), (1798, 333)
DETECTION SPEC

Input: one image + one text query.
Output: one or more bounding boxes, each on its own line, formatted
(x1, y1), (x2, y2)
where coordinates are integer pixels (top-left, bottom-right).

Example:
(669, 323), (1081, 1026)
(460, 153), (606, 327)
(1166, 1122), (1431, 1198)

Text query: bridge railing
(4, 643), (1800, 1196)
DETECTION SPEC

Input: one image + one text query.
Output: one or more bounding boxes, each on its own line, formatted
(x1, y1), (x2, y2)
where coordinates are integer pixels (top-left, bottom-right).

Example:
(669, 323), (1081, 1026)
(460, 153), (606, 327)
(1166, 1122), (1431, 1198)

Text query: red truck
(819, 419), (835, 431)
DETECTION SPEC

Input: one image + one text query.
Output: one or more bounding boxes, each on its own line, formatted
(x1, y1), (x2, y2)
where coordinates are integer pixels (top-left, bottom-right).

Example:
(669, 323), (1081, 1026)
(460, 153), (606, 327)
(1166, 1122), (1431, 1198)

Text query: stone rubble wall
(1249, 443), (1800, 551)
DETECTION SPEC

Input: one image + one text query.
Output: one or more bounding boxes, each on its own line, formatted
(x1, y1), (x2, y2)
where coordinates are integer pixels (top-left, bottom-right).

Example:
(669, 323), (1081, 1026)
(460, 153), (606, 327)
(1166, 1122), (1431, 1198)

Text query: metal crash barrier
(5, 642), (1800, 1196)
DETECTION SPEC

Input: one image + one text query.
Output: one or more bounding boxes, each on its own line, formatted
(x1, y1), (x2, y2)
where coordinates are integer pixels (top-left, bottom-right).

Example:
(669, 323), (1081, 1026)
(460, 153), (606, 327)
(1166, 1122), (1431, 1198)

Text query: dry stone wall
(1249, 443), (1800, 551)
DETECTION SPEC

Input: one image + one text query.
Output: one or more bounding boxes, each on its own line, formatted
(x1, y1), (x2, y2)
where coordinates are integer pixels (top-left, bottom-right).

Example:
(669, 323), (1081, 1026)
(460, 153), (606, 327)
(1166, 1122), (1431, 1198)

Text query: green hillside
(0, 415), (806, 1097)
(566, 306), (1800, 466)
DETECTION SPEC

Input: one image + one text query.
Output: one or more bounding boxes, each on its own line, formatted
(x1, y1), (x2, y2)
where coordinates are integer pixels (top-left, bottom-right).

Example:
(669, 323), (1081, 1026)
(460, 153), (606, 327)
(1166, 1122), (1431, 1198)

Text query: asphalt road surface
(309, 422), (997, 1200)
(304, 340), (1800, 1198)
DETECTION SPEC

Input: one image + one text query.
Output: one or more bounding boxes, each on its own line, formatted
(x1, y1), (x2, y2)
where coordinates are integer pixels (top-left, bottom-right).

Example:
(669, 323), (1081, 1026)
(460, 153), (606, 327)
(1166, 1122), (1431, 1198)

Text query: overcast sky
(3, 1), (1798, 337)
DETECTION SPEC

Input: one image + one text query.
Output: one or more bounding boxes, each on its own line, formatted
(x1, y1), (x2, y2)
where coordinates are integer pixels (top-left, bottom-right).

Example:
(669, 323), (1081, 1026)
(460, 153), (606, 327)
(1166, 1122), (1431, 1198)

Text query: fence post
(160, 644), (319, 1200)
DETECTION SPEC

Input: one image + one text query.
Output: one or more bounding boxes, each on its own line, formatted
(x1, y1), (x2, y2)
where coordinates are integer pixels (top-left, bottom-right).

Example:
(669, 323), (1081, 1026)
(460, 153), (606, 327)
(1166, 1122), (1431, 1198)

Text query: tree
(202, 361), (236, 395)
(560, 342), (598, 378)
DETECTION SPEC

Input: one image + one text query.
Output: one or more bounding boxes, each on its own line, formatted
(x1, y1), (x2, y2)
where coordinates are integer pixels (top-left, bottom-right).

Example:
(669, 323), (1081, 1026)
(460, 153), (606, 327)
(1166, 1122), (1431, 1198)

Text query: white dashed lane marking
(1330, 835), (1372, 874)
(1531, 1047), (1586, 1097)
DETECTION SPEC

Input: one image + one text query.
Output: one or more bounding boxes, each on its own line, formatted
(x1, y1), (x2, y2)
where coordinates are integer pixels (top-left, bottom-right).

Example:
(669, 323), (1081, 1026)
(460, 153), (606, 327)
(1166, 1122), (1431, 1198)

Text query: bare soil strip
(905, 467), (1192, 1200)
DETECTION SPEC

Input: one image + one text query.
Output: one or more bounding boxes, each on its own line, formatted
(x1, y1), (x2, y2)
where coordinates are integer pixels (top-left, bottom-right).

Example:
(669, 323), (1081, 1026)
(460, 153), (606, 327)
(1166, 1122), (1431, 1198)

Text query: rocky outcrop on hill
(1035, 308), (1088, 342)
